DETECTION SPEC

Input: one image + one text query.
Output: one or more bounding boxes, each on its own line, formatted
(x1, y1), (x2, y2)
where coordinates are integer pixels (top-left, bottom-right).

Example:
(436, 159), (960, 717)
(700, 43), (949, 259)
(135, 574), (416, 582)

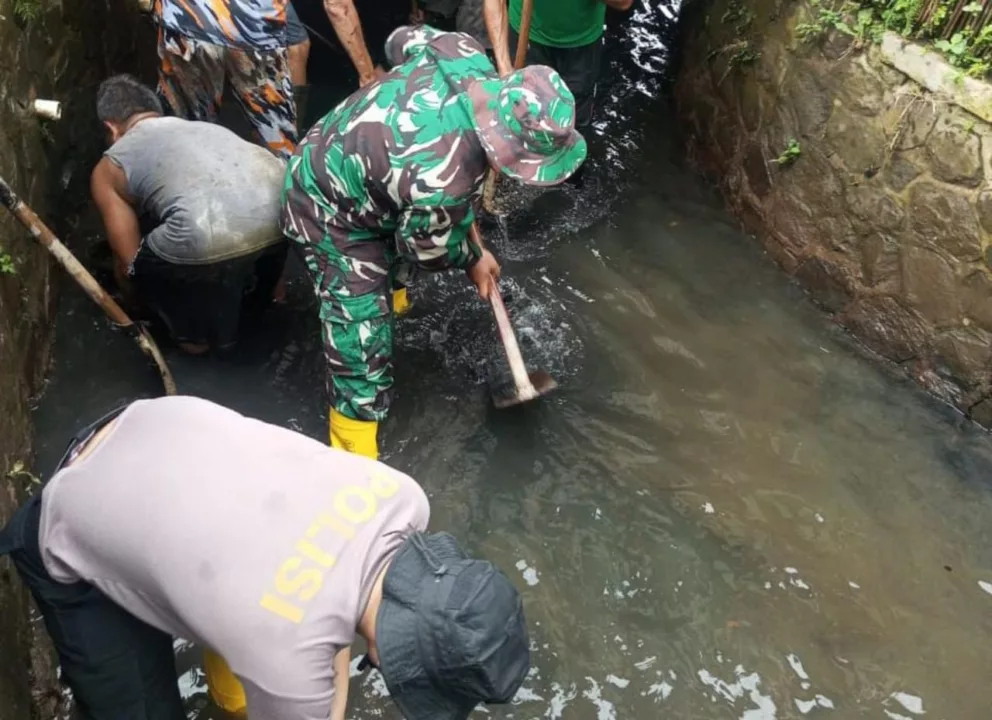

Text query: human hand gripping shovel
(0, 176), (177, 396)
(469, 223), (556, 407)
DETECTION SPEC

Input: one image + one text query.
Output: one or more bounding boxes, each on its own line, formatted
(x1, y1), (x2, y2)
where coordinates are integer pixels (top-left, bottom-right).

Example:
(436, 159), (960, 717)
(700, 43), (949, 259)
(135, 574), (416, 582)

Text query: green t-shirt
(509, 0), (605, 48)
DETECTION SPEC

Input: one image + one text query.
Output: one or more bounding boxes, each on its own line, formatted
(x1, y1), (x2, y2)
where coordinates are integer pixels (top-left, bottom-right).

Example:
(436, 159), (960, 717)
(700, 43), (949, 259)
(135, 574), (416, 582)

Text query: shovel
(470, 223), (556, 407)
(0, 176), (177, 396)
(481, 0), (535, 213)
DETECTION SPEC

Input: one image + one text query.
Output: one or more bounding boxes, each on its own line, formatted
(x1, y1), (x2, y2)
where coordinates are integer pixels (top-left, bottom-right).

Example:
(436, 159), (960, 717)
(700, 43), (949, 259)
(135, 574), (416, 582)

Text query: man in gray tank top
(0, 396), (530, 720)
(90, 75), (288, 354)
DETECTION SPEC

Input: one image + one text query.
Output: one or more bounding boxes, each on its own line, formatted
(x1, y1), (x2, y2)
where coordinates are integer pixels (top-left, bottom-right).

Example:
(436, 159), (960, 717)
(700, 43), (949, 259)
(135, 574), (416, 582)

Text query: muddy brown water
(31, 1), (992, 717)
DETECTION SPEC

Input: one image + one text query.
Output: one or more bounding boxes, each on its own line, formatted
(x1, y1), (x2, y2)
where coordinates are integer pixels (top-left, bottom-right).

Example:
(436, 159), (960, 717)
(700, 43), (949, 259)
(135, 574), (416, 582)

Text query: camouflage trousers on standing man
(284, 195), (412, 423)
(156, 25), (298, 160)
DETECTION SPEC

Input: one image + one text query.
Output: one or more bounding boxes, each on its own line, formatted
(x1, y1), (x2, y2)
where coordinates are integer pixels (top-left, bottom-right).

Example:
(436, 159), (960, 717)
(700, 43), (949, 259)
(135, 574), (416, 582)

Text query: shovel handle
(0, 176), (177, 395)
(469, 223), (537, 399)
(514, 0), (534, 70)
(1, 178), (132, 327)
(489, 285), (538, 398)
(483, 3), (531, 215)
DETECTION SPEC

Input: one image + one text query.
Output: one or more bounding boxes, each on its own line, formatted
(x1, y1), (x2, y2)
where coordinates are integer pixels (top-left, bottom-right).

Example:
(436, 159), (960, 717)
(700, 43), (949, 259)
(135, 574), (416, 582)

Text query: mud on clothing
(0, 396), (430, 720)
(281, 25), (490, 423)
(508, 0), (604, 130)
(105, 116), (287, 347)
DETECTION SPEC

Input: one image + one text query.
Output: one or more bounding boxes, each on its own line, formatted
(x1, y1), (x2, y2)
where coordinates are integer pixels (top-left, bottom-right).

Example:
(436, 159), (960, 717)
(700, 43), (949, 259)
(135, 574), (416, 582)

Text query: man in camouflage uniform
(282, 24), (587, 459)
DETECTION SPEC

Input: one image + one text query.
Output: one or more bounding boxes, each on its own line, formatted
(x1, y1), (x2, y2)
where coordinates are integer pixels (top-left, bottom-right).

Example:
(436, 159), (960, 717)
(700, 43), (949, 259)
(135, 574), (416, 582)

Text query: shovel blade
(492, 370), (558, 408)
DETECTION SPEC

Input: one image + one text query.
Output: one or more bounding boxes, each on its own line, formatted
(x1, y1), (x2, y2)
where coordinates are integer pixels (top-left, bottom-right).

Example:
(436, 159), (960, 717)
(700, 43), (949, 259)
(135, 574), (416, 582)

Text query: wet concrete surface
(32, 1), (992, 717)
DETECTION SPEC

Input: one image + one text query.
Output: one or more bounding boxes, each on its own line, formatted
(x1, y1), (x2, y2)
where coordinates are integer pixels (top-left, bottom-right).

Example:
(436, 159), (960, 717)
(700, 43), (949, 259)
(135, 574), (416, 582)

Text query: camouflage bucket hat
(466, 65), (587, 187)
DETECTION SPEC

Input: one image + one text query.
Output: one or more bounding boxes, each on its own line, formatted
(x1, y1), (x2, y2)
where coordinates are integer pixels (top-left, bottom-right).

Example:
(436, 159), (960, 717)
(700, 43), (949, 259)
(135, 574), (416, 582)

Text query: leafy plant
(935, 31), (971, 62)
(794, 0), (992, 79)
(722, 1), (755, 33)
(7, 460), (40, 487)
(772, 138), (802, 166)
(0, 251), (15, 275)
(13, 0), (44, 23)
(797, 2), (881, 43)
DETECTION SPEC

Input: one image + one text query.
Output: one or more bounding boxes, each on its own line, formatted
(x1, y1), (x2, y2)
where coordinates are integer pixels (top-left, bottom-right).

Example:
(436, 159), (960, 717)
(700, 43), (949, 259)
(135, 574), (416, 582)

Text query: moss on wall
(0, 0), (154, 716)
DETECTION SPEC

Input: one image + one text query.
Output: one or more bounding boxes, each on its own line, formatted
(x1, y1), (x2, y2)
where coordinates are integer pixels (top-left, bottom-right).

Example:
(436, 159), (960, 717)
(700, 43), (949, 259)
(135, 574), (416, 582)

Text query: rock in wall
(0, 0), (154, 716)
(675, 0), (992, 426)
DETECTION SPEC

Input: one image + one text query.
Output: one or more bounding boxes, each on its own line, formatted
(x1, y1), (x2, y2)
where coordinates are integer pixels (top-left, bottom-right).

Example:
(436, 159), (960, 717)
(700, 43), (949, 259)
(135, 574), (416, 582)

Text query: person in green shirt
(486, 0), (634, 183)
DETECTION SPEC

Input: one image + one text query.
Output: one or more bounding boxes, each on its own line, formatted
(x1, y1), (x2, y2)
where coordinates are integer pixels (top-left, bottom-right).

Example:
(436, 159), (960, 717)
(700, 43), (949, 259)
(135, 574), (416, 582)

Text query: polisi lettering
(260, 469), (401, 623)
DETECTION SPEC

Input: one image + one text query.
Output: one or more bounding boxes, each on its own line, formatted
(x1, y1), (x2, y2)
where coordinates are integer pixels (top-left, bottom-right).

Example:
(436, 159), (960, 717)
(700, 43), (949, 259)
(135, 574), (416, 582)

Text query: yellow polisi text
(259, 469), (401, 623)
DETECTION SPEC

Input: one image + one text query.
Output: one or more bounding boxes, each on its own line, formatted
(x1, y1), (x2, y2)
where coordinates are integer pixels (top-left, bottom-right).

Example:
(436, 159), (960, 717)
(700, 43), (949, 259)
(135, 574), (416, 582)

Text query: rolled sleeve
(395, 202), (481, 271)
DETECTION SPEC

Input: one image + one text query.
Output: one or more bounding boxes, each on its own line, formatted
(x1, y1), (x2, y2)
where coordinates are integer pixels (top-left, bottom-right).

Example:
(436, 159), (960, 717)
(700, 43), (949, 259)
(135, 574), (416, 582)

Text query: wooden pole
(0, 177), (177, 395)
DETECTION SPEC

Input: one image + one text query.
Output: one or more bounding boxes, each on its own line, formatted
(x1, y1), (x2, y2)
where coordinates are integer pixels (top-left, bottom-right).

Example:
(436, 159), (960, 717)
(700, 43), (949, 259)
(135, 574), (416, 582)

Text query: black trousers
(0, 407), (186, 720)
(131, 240), (288, 350)
(507, 28), (603, 131)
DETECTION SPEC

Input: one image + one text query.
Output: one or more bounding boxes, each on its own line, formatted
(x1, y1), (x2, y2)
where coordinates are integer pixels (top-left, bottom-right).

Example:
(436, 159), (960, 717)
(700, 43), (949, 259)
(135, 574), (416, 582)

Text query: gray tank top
(105, 117), (286, 264)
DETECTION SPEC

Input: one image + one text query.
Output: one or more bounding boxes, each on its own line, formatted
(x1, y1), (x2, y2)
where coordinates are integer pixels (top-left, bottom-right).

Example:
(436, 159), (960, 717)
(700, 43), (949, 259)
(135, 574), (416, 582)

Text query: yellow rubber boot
(392, 287), (412, 317)
(203, 648), (247, 717)
(329, 409), (379, 460)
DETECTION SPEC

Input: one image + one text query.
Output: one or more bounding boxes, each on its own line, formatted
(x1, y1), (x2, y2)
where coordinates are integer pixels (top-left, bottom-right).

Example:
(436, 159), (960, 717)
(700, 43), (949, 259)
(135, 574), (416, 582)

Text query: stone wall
(0, 0), (154, 716)
(675, 0), (992, 425)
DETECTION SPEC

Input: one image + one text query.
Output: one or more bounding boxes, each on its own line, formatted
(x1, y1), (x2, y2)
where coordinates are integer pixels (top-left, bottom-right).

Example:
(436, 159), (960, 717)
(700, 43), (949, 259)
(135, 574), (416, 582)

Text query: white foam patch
(582, 678), (617, 720)
(515, 559), (540, 586)
(634, 656), (657, 671)
(697, 665), (777, 718)
(644, 681), (673, 701)
(511, 686), (544, 703)
(796, 699), (816, 715)
(796, 694), (834, 714)
(546, 682), (577, 720)
(979, 580), (992, 595)
(889, 692), (924, 715)
(786, 653), (810, 680)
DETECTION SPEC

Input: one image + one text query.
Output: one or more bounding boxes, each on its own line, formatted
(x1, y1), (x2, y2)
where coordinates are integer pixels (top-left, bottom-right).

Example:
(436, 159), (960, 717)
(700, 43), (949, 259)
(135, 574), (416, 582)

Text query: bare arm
(483, 0), (513, 76)
(330, 647), (351, 720)
(90, 158), (141, 282)
(323, 0), (379, 86)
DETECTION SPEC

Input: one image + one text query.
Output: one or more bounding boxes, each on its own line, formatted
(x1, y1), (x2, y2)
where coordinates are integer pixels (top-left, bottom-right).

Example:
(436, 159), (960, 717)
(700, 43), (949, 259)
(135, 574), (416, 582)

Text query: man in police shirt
(0, 395), (529, 720)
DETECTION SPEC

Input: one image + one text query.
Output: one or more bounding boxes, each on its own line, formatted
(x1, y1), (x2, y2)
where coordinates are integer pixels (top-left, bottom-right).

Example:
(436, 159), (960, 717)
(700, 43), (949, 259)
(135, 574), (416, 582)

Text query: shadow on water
(31, 1), (992, 717)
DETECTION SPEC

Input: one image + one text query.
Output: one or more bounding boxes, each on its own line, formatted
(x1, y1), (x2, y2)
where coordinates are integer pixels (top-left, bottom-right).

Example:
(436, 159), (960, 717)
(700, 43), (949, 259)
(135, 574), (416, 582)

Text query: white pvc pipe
(33, 99), (62, 121)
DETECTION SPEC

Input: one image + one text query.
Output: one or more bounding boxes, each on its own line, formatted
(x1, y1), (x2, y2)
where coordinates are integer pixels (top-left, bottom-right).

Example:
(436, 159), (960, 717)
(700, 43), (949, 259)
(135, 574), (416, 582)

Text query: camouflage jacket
(283, 26), (493, 274)
(156, 0), (288, 50)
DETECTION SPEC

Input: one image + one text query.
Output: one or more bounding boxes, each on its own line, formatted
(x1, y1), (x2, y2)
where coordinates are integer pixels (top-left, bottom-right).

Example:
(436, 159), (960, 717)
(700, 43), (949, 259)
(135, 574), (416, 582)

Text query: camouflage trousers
(157, 26), (298, 160)
(289, 223), (412, 423)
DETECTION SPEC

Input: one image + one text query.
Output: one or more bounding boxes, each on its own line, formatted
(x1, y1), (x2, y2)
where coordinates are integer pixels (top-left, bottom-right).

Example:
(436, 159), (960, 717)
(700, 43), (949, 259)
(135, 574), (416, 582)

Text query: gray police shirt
(38, 396), (430, 720)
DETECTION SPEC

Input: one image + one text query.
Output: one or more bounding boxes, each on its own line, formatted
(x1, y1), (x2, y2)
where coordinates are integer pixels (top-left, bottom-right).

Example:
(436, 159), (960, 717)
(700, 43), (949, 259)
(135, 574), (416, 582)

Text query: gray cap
(375, 532), (530, 720)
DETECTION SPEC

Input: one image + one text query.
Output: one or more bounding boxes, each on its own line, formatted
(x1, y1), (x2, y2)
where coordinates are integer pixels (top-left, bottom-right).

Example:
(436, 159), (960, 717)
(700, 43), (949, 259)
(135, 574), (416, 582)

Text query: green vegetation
(796, 0), (992, 78)
(0, 251), (16, 275)
(707, 39), (762, 84)
(772, 138), (802, 165)
(7, 460), (40, 488)
(13, 0), (44, 23)
(710, 1), (762, 81)
(722, 2), (756, 33)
